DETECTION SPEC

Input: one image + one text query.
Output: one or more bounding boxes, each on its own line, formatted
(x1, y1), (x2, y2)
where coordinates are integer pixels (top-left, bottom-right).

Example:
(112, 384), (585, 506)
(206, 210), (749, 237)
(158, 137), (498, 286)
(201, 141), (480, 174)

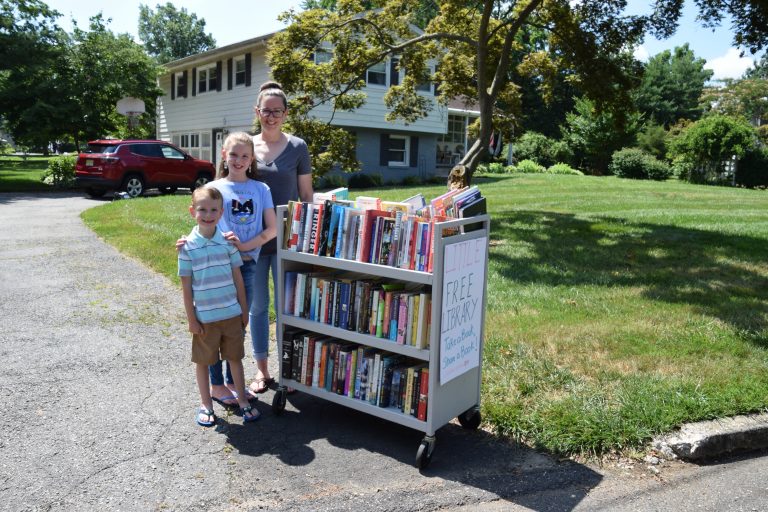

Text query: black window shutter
(171, 73), (175, 100)
(433, 64), (439, 96)
(409, 136), (419, 167)
(191, 68), (197, 96)
(216, 61), (222, 91)
(379, 134), (389, 166)
(182, 70), (188, 98)
(227, 58), (233, 90)
(390, 58), (399, 86)
(245, 53), (252, 87)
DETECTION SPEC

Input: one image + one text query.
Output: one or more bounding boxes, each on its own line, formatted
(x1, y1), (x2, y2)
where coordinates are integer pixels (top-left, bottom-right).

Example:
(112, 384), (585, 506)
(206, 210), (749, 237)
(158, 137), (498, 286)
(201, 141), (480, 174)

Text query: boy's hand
(175, 236), (186, 253)
(188, 318), (204, 335)
(241, 311), (249, 329)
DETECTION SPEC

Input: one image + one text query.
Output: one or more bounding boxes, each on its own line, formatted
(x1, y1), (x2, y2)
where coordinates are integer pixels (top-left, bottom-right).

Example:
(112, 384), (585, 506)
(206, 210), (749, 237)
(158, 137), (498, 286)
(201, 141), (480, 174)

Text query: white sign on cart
(439, 236), (487, 385)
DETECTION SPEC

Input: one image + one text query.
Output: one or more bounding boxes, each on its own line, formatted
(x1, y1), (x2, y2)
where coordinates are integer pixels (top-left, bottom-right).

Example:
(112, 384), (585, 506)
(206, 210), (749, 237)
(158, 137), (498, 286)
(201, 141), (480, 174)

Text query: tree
(268, 1), (767, 185)
(701, 78), (768, 127)
(65, 15), (162, 146)
(743, 52), (768, 79)
(138, 3), (215, 64)
(667, 114), (756, 184)
(634, 44), (713, 127)
(561, 97), (642, 175)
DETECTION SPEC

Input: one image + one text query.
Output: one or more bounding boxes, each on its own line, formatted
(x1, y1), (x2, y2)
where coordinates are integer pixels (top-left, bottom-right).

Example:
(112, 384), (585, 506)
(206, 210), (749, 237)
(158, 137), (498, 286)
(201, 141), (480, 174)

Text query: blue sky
(47, 0), (760, 81)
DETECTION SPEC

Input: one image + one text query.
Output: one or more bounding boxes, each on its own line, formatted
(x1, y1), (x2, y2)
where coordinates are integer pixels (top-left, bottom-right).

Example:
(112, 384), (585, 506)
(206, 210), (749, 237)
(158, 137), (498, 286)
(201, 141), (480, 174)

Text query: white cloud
(633, 45), (650, 62)
(706, 48), (754, 81)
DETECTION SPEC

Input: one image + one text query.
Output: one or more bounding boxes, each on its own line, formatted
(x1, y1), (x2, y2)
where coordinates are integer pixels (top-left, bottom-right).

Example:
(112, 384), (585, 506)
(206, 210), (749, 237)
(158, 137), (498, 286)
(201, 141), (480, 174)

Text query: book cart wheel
(457, 407), (481, 430)
(415, 435), (435, 469)
(271, 388), (287, 415)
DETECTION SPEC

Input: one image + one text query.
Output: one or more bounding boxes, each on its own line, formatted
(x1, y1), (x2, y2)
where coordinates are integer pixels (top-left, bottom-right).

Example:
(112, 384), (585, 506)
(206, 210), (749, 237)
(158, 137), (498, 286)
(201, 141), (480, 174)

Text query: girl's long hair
(216, 131), (258, 180)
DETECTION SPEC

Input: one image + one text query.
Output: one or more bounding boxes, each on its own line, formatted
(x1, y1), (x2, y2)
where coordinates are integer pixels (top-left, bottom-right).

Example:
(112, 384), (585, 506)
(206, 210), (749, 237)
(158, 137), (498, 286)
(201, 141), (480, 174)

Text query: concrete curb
(653, 412), (768, 461)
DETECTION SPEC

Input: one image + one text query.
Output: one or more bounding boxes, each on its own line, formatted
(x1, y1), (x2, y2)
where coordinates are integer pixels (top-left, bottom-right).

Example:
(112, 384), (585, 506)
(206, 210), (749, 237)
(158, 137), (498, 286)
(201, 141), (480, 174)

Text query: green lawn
(0, 156), (53, 192)
(81, 174), (768, 456)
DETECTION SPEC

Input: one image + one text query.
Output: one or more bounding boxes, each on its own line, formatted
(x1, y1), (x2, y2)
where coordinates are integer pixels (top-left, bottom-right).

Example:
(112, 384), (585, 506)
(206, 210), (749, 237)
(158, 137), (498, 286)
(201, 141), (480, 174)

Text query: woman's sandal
(249, 377), (274, 395)
(196, 407), (216, 427)
(241, 405), (260, 423)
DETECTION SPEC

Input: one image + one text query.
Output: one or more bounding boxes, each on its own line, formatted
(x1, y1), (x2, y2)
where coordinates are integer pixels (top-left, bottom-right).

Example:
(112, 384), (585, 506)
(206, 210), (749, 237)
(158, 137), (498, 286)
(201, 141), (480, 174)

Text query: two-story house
(156, 31), (478, 180)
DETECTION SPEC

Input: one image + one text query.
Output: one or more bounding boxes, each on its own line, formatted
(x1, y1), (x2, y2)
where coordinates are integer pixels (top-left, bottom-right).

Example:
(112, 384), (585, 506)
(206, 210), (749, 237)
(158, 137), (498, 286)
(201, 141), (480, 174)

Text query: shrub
(514, 132), (573, 168)
(547, 163), (584, 175)
(41, 154), (76, 188)
(318, 173), (346, 190)
(486, 162), (506, 173)
(609, 148), (671, 181)
(348, 172), (383, 189)
(736, 147), (768, 188)
(401, 175), (421, 186)
(515, 159), (546, 174)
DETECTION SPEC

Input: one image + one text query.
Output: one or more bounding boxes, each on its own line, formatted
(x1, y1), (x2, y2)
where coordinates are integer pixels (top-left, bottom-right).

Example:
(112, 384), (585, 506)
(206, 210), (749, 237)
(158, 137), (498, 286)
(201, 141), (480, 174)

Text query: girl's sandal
(196, 407), (216, 427)
(241, 405), (260, 423)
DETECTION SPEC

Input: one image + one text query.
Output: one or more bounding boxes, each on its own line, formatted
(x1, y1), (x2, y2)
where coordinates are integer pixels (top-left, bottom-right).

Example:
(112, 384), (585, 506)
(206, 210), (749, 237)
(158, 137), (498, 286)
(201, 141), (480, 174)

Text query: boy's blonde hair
(191, 185), (223, 207)
(217, 131), (257, 180)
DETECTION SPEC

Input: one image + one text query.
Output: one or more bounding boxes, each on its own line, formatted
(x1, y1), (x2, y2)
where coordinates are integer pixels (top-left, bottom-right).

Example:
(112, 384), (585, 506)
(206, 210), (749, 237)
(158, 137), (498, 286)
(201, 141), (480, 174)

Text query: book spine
(280, 330), (293, 379)
(308, 204), (320, 254)
(312, 340), (323, 387)
(417, 368), (429, 421)
(369, 352), (381, 405)
(291, 335), (303, 382)
(396, 294), (408, 344)
(410, 368), (421, 416)
(318, 342), (328, 388)
(375, 289), (385, 338)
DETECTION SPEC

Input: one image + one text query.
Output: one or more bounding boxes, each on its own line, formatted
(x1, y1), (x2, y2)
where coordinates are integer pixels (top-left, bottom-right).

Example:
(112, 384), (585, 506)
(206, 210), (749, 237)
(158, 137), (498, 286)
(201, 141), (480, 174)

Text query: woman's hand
(223, 231), (242, 250)
(175, 236), (186, 253)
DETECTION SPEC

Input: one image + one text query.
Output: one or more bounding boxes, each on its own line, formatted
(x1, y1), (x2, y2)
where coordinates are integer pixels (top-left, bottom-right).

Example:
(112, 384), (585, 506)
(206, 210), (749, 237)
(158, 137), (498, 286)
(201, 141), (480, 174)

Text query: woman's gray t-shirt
(256, 134), (312, 254)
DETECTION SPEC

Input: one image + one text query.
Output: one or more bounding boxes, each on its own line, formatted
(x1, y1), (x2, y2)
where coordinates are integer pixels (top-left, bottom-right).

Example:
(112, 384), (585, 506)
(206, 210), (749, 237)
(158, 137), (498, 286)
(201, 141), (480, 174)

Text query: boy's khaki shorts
(191, 316), (245, 365)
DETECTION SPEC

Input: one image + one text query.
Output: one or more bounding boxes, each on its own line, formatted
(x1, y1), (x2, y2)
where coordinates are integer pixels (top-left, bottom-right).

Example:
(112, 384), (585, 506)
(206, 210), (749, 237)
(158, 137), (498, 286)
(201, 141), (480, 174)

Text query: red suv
(75, 139), (216, 198)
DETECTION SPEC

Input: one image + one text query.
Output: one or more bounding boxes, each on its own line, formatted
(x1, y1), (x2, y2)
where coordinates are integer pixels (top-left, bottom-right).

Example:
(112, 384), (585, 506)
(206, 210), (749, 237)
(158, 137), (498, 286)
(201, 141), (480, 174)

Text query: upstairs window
(234, 57), (246, 86)
(175, 71), (187, 98)
(315, 49), (332, 64)
(367, 61), (387, 86)
(198, 64), (217, 94)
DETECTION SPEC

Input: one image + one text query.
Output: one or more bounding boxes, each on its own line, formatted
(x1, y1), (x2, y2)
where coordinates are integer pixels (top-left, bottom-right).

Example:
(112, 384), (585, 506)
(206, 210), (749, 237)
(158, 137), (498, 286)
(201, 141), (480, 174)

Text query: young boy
(178, 186), (259, 426)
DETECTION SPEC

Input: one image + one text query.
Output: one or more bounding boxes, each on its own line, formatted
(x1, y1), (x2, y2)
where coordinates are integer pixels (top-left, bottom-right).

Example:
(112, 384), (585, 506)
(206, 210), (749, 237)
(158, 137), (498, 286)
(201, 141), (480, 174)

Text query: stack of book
(282, 186), (487, 272)
(281, 328), (430, 421)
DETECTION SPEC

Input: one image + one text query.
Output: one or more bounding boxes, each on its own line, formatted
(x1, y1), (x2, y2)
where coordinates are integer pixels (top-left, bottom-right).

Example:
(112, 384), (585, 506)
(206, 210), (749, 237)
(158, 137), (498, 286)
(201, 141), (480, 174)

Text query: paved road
(1, 192), (766, 512)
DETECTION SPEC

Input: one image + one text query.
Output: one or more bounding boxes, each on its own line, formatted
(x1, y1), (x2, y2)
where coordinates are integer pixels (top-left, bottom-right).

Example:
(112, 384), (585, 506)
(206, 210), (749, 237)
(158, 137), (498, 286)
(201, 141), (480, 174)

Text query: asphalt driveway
(1, 192), (764, 512)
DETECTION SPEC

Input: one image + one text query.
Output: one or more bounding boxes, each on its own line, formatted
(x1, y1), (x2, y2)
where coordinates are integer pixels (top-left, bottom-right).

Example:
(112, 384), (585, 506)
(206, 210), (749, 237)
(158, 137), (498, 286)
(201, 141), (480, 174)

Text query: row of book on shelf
(281, 327), (430, 421)
(284, 271), (432, 349)
(282, 185), (487, 273)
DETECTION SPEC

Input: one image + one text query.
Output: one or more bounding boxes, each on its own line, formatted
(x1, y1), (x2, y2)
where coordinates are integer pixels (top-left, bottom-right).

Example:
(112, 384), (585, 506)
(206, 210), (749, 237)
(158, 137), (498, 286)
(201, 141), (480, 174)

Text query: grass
(80, 173), (768, 457)
(0, 156), (53, 192)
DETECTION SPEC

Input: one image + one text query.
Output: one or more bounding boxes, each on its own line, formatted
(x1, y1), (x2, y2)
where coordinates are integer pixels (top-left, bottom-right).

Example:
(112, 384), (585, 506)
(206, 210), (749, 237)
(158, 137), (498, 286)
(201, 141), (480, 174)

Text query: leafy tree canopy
(269, 0), (767, 185)
(701, 78), (768, 127)
(0, 0), (60, 70)
(138, 2), (216, 64)
(634, 44), (713, 127)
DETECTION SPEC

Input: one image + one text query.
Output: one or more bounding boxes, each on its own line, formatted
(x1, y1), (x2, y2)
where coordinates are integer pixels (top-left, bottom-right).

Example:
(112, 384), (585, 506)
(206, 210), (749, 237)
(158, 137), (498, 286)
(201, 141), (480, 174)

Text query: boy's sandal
(241, 405), (260, 423)
(196, 407), (216, 427)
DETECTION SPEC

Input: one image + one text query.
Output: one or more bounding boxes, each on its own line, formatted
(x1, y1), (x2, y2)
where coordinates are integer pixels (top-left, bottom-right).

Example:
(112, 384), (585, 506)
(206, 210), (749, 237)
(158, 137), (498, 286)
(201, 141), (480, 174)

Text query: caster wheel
(458, 408), (481, 430)
(415, 437), (435, 469)
(272, 389), (286, 415)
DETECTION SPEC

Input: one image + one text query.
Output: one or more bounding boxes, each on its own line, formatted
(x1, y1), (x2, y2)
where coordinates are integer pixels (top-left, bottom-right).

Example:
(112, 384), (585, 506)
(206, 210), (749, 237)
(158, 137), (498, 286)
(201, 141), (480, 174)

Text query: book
(415, 292), (430, 349)
(285, 200), (299, 250)
(313, 186), (349, 202)
(280, 328), (301, 379)
(283, 271), (297, 315)
(355, 195), (381, 211)
(401, 193), (426, 214)
(307, 202), (322, 254)
(458, 196), (487, 233)
(290, 332), (303, 382)
(301, 202), (314, 253)
(369, 351), (382, 405)
(378, 354), (402, 407)
(312, 339), (324, 387)
(318, 341), (329, 388)
(416, 368), (429, 420)
(377, 217), (396, 266)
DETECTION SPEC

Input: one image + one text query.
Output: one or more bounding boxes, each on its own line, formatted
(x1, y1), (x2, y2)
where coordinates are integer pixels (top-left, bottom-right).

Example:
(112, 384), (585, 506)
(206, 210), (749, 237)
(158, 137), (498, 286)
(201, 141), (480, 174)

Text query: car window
(85, 144), (118, 154)
(161, 145), (186, 160)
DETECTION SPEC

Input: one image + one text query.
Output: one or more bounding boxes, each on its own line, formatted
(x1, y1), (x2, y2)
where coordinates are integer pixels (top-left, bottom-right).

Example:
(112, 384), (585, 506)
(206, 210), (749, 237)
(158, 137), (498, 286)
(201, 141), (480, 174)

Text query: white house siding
(157, 34), (477, 176)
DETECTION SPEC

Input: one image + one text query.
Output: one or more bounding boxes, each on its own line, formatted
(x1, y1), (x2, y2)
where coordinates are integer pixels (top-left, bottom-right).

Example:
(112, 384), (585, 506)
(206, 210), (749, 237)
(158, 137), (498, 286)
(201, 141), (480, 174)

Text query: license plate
(85, 159), (93, 166)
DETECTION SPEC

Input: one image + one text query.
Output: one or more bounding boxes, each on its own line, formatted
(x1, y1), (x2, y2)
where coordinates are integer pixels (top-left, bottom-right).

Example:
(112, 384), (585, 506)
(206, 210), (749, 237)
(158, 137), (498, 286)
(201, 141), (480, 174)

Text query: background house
(156, 31), (479, 180)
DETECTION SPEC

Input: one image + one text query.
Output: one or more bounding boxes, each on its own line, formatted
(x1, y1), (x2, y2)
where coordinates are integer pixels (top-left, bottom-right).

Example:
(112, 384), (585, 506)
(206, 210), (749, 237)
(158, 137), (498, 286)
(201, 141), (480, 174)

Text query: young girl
(205, 132), (277, 405)
(248, 81), (313, 395)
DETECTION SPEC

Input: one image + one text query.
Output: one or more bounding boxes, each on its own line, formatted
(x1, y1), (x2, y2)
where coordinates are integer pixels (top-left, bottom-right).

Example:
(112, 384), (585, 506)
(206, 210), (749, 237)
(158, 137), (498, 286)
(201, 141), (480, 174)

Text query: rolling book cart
(272, 204), (490, 468)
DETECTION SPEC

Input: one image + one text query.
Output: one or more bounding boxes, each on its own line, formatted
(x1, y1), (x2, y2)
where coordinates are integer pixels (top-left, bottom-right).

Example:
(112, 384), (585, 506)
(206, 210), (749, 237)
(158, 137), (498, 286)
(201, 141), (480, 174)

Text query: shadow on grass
(489, 210), (768, 345)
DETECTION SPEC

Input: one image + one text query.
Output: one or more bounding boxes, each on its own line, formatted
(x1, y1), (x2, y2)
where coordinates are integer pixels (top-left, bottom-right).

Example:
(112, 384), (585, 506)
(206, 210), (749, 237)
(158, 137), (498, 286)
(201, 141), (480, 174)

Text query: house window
(198, 64), (217, 94)
(315, 49), (332, 64)
(234, 57), (246, 86)
(367, 61), (387, 85)
(437, 114), (469, 165)
(175, 72), (186, 98)
(388, 135), (409, 166)
(416, 67), (432, 92)
(172, 131), (212, 161)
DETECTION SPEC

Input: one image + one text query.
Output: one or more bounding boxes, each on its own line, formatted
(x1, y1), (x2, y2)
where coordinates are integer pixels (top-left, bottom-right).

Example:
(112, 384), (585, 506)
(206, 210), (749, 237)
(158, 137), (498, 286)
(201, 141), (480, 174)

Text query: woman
(248, 81), (314, 395)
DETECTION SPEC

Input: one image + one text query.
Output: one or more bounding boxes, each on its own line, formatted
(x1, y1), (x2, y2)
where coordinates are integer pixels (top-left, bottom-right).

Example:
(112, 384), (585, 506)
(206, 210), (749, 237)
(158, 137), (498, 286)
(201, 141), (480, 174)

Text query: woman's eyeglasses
(258, 108), (285, 118)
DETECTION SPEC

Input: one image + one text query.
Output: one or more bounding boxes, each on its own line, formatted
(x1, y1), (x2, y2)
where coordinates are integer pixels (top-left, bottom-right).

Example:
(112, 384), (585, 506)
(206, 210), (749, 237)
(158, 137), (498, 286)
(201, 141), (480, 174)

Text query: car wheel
(193, 173), (212, 189)
(158, 186), (178, 195)
(85, 188), (107, 198)
(122, 175), (145, 197)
